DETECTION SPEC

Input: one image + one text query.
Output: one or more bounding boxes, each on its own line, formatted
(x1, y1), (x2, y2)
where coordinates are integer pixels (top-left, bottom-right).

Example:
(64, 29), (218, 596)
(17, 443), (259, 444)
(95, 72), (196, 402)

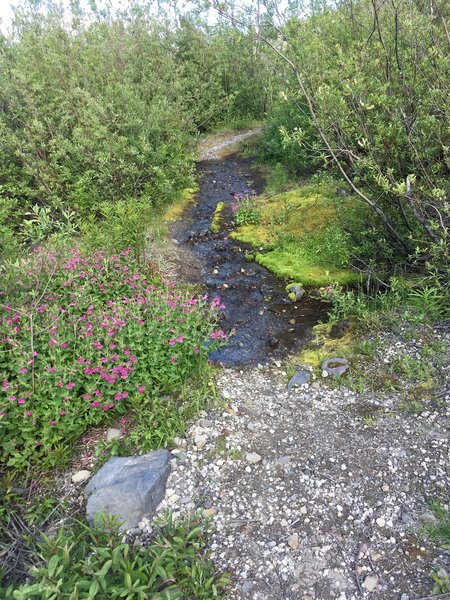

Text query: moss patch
(230, 180), (361, 287)
(256, 248), (361, 287)
(164, 186), (198, 222)
(291, 322), (356, 372)
(210, 202), (225, 234)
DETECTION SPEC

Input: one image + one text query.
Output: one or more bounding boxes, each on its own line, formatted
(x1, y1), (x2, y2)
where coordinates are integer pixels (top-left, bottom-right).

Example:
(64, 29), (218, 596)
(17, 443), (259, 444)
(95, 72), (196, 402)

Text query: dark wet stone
(287, 284), (304, 302)
(288, 370), (311, 389)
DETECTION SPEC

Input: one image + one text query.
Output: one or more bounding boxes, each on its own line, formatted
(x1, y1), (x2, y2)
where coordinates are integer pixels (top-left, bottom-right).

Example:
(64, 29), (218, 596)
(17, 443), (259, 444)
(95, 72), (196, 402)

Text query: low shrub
(2, 513), (228, 599)
(0, 246), (225, 469)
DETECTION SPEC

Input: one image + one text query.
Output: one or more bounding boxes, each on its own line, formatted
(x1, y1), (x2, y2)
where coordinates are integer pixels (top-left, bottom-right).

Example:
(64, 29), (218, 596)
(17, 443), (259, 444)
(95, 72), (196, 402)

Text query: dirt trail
(157, 131), (450, 599)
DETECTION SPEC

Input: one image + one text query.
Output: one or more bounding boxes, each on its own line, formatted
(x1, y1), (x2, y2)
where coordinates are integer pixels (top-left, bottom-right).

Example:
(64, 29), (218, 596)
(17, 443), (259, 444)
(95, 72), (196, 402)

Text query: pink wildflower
(168, 339), (175, 346)
(19, 367), (27, 374)
(138, 385), (145, 393)
(177, 335), (184, 343)
(66, 382), (75, 390)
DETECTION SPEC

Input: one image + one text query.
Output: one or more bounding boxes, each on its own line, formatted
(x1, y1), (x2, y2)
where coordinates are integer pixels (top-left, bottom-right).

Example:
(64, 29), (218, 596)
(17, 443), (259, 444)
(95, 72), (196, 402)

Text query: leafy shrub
(79, 200), (154, 264)
(3, 513), (228, 599)
(0, 247), (225, 469)
(259, 94), (319, 176)
(232, 193), (260, 226)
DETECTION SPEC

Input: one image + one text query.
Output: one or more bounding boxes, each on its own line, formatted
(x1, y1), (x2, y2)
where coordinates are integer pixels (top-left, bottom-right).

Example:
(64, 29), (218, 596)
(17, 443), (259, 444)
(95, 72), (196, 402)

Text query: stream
(172, 140), (329, 366)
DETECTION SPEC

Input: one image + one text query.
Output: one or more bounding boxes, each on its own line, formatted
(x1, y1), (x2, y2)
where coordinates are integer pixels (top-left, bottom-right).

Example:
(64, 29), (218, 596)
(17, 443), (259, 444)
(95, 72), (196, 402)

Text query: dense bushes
(0, 4), (274, 262)
(0, 246), (225, 469)
(254, 0), (449, 276)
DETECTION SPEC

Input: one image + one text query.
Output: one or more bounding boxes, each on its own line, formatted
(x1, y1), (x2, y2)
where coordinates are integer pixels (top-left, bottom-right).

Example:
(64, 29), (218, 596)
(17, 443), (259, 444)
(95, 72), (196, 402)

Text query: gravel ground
(147, 328), (450, 600)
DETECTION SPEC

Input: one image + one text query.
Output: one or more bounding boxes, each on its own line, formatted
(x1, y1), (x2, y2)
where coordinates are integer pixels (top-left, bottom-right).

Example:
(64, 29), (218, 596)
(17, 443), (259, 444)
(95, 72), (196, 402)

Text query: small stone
(72, 470), (92, 484)
(382, 483), (389, 492)
(288, 370), (310, 389)
(300, 506), (307, 515)
(106, 428), (123, 442)
(371, 553), (382, 562)
(362, 575), (378, 592)
(203, 508), (217, 518)
(288, 533), (299, 550)
(376, 517), (386, 528)
(321, 357), (349, 377)
(246, 452), (262, 464)
(194, 434), (208, 449)
(357, 543), (368, 559)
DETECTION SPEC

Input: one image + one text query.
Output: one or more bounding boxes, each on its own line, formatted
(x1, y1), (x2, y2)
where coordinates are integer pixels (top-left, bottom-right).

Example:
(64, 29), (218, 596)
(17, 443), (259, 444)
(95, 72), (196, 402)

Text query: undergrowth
(0, 513), (228, 598)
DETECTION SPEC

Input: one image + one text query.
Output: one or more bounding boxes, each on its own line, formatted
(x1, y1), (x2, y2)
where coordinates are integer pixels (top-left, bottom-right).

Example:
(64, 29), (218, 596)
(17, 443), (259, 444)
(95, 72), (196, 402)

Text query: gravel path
(151, 344), (449, 599)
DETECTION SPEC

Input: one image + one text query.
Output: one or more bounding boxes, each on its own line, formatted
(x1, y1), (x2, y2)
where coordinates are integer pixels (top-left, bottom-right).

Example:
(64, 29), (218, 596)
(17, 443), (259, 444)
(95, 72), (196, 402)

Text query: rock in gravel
(376, 517), (386, 528)
(194, 434), (208, 449)
(84, 450), (170, 530)
(362, 575), (378, 592)
(203, 508), (217, 518)
(246, 452), (262, 464)
(288, 533), (299, 550)
(287, 370), (311, 389)
(72, 470), (92, 484)
(106, 427), (123, 442)
(321, 357), (349, 377)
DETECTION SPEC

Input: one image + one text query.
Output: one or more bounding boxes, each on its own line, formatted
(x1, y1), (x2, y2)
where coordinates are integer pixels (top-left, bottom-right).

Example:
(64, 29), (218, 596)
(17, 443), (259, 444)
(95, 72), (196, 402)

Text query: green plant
(232, 193), (260, 227)
(4, 513), (228, 599)
(357, 340), (375, 359)
(431, 567), (450, 594)
(425, 502), (450, 547)
(390, 354), (434, 384)
(362, 414), (375, 427)
(0, 246), (225, 470)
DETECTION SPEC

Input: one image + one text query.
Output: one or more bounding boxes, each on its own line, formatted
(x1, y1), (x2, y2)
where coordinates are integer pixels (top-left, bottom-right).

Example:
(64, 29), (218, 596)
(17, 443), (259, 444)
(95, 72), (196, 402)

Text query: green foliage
(0, 247), (225, 470)
(259, 0), (449, 274)
(3, 513), (228, 599)
(232, 193), (261, 226)
(326, 279), (449, 326)
(79, 200), (153, 264)
(0, 5), (274, 253)
(259, 93), (319, 175)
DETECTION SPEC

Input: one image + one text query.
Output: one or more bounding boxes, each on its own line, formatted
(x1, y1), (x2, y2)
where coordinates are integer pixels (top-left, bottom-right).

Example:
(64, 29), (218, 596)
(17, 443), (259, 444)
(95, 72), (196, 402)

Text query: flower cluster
(0, 246), (225, 468)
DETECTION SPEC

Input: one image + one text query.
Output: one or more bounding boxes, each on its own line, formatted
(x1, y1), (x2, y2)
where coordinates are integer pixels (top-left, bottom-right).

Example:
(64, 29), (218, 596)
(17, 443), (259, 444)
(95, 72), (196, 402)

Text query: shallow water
(173, 152), (329, 366)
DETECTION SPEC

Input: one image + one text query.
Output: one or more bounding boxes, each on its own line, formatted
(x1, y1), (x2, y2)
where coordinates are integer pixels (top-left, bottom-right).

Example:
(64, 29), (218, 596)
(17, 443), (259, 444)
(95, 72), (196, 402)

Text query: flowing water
(172, 144), (329, 366)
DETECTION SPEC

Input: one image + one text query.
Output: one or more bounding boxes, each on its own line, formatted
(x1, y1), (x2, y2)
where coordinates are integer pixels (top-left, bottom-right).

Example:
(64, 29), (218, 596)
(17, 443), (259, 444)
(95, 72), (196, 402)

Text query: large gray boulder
(84, 450), (171, 530)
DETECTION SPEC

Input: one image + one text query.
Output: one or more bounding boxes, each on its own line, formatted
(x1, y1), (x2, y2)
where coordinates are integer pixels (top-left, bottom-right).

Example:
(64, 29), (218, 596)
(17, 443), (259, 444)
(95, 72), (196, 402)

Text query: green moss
(230, 180), (361, 287)
(255, 248), (360, 286)
(291, 322), (356, 372)
(164, 186), (198, 222)
(210, 202), (225, 234)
